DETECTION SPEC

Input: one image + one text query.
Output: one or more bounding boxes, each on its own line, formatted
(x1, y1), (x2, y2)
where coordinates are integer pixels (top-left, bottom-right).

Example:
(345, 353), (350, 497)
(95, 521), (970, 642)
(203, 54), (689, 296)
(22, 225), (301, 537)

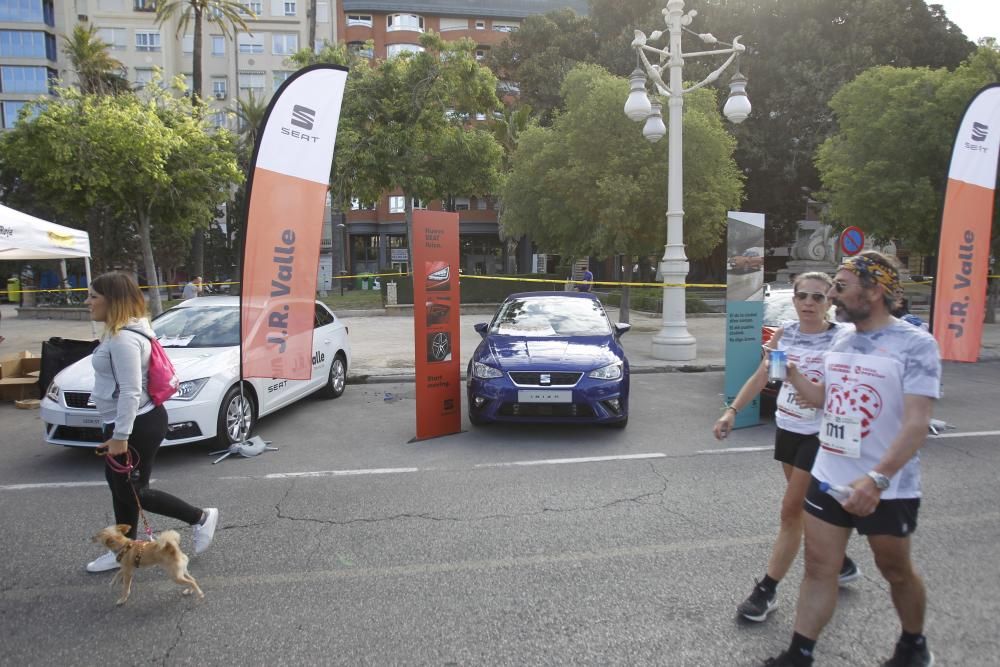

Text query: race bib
(776, 383), (817, 421)
(819, 412), (861, 458)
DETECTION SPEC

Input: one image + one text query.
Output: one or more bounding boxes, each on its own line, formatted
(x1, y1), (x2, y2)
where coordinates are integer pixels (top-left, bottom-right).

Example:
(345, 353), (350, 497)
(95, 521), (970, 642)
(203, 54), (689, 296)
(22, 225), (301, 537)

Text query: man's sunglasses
(794, 291), (827, 303)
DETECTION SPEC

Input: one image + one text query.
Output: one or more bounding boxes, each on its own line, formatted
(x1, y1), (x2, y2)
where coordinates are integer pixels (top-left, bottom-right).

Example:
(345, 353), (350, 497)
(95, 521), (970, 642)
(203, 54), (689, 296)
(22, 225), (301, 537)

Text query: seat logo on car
(540, 373), (551, 385)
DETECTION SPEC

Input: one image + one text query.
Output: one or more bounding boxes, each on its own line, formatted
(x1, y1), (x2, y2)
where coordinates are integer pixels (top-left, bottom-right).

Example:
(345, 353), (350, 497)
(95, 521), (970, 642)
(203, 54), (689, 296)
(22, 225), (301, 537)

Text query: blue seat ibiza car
(466, 291), (631, 428)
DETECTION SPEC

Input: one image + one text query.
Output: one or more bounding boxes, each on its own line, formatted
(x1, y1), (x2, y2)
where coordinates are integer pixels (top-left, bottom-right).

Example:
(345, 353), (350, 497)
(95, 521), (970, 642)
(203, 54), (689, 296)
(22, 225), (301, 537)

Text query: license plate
(518, 390), (571, 403)
(66, 413), (103, 428)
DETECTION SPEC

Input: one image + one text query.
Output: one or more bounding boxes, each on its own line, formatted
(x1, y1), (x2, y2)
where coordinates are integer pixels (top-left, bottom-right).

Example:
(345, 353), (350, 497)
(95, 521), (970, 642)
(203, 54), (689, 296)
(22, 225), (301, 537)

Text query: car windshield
(152, 305), (239, 348)
(490, 296), (612, 337)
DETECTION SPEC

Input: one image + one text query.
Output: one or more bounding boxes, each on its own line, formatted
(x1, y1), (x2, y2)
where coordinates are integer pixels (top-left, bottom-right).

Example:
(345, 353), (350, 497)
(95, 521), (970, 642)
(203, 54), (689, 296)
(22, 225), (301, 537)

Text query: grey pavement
(2, 303), (998, 384)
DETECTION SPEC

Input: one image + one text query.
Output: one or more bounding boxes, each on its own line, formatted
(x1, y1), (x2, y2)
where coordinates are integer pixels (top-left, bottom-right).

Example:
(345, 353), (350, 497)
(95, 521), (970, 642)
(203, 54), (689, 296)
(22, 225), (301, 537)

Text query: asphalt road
(1, 363), (997, 666)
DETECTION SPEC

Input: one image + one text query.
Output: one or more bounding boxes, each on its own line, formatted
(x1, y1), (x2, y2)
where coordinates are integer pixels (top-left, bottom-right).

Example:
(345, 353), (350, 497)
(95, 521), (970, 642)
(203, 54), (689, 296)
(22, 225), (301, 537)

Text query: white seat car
(40, 296), (351, 448)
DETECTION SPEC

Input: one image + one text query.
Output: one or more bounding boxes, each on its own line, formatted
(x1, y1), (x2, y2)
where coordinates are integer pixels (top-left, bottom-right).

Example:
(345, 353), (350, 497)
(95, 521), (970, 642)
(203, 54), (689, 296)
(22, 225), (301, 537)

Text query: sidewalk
(2, 303), (997, 383)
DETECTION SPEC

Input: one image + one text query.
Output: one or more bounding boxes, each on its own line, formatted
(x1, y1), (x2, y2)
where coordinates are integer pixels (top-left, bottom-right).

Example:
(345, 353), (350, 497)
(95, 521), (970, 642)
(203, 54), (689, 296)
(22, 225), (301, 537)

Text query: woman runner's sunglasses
(794, 291), (827, 303)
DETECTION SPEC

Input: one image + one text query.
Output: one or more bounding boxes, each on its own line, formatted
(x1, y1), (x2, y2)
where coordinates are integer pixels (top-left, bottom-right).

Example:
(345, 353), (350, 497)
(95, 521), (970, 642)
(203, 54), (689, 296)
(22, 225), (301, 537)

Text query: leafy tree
(61, 23), (129, 95)
(501, 63), (742, 273)
(816, 46), (1000, 255)
(0, 87), (242, 315)
(332, 33), (503, 251)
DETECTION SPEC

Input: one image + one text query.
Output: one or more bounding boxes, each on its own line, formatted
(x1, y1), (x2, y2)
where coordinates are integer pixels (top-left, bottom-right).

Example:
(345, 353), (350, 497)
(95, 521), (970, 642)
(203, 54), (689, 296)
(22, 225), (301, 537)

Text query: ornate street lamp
(625, 0), (750, 361)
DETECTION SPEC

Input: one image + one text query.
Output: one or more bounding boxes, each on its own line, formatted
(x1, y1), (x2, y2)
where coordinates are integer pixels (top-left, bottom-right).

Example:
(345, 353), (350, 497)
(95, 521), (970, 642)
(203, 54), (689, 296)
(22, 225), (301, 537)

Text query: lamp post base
(651, 327), (696, 361)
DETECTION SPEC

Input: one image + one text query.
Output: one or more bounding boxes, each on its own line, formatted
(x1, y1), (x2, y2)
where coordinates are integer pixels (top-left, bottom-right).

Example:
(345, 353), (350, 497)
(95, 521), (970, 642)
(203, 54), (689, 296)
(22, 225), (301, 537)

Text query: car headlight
(472, 361), (503, 379)
(588, 362), (622, 380)
(46, 382), (60, 402)
(172, 377), (210, 401)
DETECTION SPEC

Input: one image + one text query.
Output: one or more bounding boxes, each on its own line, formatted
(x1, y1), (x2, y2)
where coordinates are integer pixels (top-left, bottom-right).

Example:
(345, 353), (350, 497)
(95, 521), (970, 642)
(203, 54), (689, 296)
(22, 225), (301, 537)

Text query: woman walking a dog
(84, 271), (219, 573)
(712, 272), (859, 622)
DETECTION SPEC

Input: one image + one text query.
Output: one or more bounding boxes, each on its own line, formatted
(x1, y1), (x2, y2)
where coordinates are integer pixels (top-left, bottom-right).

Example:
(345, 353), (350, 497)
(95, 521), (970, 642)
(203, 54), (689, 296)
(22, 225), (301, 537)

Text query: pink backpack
(124, 329), (179, 405)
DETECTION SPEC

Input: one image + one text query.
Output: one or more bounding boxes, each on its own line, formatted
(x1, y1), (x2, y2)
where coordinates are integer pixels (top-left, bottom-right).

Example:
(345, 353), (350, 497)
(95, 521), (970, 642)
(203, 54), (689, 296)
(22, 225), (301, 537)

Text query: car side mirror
(474, 322), (488, 337)
(614, 322), (631, 337)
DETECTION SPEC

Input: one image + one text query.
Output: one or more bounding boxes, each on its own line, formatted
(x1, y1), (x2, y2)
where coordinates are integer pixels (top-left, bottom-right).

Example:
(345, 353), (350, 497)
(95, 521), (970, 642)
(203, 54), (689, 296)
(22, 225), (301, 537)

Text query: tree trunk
(192, 7), (203, 104)
(986, 277), (998, 324)
(137, 212), (163, 316)
(308, 0), (318, 52)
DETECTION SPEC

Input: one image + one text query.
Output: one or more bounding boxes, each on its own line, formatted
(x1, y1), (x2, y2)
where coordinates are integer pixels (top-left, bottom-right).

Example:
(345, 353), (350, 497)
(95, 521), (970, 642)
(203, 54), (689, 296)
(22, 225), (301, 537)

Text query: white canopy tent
(0, 203), (96, 334)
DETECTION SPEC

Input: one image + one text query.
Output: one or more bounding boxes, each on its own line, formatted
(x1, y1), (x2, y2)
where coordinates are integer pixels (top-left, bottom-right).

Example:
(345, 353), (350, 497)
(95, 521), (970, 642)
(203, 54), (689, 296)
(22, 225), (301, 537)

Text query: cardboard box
(0, 351), (41, 401)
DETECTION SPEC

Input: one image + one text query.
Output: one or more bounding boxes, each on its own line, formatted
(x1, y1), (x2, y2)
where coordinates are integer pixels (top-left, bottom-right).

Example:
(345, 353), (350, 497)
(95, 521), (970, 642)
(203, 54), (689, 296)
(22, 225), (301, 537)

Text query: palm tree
(61, 23), (128, 96)
(155, 0), (253, 104)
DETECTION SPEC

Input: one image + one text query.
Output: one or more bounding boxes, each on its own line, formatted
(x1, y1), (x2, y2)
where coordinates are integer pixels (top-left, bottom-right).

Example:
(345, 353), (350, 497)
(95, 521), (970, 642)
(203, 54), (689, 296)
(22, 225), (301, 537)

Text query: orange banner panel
(933, 179), (994, 362)
(241, 167), (328, 379)
(412, 211), (462, 439)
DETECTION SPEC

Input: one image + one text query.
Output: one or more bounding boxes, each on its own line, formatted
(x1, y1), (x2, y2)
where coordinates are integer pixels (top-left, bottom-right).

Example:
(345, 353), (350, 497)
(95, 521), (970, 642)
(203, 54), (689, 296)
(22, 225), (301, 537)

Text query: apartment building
(0, 0), (58, 129)
(338, 0), (586, 279)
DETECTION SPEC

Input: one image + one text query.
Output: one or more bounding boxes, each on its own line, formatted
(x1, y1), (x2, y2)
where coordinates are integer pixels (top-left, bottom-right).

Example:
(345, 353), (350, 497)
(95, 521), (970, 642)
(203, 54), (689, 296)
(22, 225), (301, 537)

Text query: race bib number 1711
(819, 413), (861, 458)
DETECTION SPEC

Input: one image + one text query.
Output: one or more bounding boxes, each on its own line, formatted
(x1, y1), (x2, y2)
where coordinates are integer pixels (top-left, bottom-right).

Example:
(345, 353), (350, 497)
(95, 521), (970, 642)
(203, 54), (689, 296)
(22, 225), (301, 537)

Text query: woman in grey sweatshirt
(83, 272), (219, 574)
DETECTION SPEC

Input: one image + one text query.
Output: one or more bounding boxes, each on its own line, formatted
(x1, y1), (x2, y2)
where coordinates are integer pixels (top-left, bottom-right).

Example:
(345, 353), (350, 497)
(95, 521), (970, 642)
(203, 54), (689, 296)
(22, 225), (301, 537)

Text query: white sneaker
(86, 550), (120, 573)
(192, 507), (219, 554)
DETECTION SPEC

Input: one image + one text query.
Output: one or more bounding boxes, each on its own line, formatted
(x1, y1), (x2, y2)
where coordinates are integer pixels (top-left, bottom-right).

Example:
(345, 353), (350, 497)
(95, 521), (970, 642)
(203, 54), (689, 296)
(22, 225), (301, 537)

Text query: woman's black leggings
(103, 405), (202, 539)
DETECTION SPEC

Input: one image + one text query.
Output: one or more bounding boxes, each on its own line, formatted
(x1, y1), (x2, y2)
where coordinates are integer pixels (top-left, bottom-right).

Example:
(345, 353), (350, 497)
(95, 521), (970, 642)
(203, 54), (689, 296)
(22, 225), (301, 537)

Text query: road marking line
(929, 430), (1000, 440)
(474, 453), (666, 468)
(0, 481), (108, 491)
(696, 446), (772, 455)
(262, 467), (421, 480)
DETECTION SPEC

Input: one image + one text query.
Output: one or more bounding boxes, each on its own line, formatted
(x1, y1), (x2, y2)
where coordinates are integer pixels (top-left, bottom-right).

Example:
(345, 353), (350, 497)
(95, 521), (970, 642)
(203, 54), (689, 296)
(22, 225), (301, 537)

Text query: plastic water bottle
(819, 481), (853, 502)
(768, 349), (787, 382)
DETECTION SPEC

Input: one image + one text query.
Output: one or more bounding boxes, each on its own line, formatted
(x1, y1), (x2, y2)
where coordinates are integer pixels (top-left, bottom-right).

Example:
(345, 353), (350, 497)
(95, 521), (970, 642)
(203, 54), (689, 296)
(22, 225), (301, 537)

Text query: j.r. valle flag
(934, 83), (999, 362)
(241, 65), (348, 379)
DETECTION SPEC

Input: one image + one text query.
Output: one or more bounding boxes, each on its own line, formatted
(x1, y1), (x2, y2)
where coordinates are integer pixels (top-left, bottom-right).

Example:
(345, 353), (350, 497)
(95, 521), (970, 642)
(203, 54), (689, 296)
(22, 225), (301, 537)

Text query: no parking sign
(840, 226), (865, 256)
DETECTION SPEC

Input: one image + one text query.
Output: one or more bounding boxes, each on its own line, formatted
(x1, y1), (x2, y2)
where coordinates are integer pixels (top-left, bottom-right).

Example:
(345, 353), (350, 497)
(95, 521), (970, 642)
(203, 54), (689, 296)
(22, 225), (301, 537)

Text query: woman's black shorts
(774, 427), (820, 472)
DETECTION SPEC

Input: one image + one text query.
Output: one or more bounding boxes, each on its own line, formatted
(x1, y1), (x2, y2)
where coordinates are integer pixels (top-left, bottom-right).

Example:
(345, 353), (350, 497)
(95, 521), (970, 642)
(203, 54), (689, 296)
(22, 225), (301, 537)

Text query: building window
(388, 196), (405, 214)
(238, 70), (265, 95)
(453, 197), (470, 211)
(475, 48), (487, 61)
(272, 32), (298, 55)
(135, 30), (161, 52)
(212, 78), (227, 99)
(283, 1), (296, 16)
(493, 21), (520, 33)
(97, 27), (127, 51)
(0, 1), (44, 23)
(133, 0), (157, 12)
(133, 67), (155, 88)
(183, 73), (193, 91)
(0, 30), (47, 58)
(346, 14), (371, 27)
(272, 70), (292, 89)
(211, 34), (225, 56)
(210, 111), (228, 128)
(182, 34), (194, 54)
(347, 41), (373, 58)
(241, 0), (261, 14)
(386, 43), (422, 58)
(0, 65), (52, 94)
(317, 1), (328, 23)
(352, 235), (379, 263)
(1, 100), (32, 128)
(387, 13), (423, 32)
(238, 32), (264, 54)
(439, 18), (467, 32)
(475, 20), (485, 30)
(350, 198), (375, 211)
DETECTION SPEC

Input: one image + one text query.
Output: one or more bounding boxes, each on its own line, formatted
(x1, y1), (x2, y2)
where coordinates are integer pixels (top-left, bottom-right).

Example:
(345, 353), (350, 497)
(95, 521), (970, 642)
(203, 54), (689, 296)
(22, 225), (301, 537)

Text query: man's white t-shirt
(774, 321), (848, 435)
(812, 319), (941, 499)
(182, 282), (198, 300)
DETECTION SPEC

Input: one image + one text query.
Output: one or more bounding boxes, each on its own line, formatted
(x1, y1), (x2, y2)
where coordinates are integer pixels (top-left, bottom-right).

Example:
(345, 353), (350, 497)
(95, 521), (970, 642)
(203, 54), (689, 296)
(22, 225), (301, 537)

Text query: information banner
(724, 211), (766, 429)
(412, 210), (462, 439)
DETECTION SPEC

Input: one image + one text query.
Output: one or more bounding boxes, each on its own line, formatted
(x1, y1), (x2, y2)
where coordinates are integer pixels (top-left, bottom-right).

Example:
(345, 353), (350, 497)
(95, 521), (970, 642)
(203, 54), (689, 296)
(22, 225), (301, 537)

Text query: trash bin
(6, 277), (20, 304)
(361, 275), (370, 290)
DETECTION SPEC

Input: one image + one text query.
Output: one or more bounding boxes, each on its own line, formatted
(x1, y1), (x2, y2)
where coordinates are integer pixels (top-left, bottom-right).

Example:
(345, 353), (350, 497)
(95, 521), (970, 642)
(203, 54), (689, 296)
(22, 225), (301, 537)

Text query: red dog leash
(97, 446), (154, 542)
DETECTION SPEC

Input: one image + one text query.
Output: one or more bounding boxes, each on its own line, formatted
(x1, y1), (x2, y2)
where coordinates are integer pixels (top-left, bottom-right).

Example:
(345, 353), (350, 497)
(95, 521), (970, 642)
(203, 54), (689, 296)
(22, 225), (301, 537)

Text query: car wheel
(216, 384), (256, 447)
(318, 353), (347, 399)
(469, 408), (487, 426)
(427, 332), (450, 361)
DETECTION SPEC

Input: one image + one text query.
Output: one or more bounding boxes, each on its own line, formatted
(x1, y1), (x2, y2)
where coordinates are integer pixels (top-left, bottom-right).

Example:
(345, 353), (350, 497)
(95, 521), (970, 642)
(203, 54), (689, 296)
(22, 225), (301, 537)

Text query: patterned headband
(840, 255), (900, 295)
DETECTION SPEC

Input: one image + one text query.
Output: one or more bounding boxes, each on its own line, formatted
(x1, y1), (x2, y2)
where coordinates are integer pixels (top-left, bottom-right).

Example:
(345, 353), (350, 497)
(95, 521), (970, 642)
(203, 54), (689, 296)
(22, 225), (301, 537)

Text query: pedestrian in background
(764, 251), (941, 667)
(714, 272), (859, 624)
(182, 276), (203, 300)
(577, 267), (593, 292)
(83, 271), (219, 573)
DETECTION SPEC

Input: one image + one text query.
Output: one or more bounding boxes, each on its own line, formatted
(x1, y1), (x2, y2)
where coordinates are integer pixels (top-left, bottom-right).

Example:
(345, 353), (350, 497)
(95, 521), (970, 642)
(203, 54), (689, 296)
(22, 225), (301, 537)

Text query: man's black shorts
(773, 428), (820, 472)
(803, 477), (920, 537)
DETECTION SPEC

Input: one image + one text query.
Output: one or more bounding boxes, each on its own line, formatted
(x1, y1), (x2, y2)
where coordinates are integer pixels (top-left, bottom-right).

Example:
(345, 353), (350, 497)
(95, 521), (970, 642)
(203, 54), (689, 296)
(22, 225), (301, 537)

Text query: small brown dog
(91, 524), (204, 605)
